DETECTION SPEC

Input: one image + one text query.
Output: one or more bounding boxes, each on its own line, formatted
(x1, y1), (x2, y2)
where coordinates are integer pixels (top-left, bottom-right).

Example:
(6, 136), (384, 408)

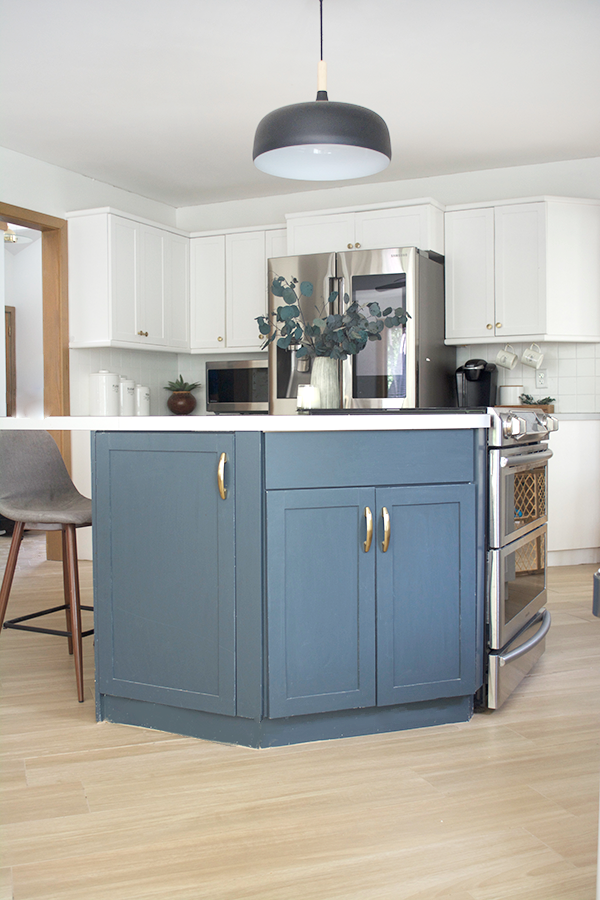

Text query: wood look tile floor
(1, 534), (599, 899)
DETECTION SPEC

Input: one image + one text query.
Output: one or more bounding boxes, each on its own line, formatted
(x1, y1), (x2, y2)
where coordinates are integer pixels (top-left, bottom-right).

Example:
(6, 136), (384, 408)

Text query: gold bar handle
(381, 507), (390, 552)
(364, 507), (373, 552)
(217, 452), (227, 500)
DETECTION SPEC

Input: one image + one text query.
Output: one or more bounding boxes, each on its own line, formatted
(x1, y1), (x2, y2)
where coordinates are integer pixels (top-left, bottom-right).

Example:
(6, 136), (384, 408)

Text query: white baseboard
(548, 548), (600, 567)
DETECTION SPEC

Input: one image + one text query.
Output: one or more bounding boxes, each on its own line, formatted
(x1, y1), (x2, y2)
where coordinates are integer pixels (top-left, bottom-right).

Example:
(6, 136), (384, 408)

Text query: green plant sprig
(519, 393), (555, 405)
(256, 276), (410, 361)
(164, 375), (201, 392)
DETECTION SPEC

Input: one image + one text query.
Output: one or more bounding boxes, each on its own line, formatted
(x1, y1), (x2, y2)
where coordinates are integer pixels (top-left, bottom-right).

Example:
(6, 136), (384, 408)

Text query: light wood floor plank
(1, 534), (599, 899)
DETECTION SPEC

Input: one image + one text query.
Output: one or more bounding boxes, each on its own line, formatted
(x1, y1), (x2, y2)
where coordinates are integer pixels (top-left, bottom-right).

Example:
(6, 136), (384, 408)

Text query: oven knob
(502, 414), (527, 439)
(546, 415), (559, 432)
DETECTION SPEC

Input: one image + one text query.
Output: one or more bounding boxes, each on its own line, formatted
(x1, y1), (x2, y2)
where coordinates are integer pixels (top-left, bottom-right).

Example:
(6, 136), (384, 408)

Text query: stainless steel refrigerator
(267, 247), (455, 414)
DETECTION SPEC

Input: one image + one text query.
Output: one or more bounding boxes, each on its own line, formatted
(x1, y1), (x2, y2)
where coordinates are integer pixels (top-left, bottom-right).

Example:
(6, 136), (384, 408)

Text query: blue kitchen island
(80, 412), (490, 747)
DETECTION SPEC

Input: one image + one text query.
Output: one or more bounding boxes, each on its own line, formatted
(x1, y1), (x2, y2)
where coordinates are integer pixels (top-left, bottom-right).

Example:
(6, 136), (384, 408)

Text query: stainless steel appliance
(485, 407), (558, 708)
(267, 247), (456, 414)
(205, 359), (268, 414)
(455, 359), (497, 407)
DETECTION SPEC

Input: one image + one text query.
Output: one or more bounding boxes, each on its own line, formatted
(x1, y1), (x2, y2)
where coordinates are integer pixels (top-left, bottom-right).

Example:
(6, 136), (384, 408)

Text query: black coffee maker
(455, 359), (497, 407)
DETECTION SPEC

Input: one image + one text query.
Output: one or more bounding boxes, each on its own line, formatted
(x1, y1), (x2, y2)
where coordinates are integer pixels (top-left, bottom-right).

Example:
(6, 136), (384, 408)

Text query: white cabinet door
(138, 224), (167, 347)
(287, 213), (355, 254)
(444, 207), (495, 341)
(287, 205), (444, 256)
(494, 203), (546, 338)
(265, 228), (287, 261)
(69, 212), (189, 351)
(165, 233), (190, 350)
(355, 205), (444, 254)
(190, 235), (226, 351)
(111, 216), (140, 344)
(225, 231), (266, 350)
(445, 198), (600, 344)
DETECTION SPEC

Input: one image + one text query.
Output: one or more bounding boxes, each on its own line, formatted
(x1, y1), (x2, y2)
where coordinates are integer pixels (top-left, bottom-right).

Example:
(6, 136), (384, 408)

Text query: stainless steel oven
(484, 408), (558, 709)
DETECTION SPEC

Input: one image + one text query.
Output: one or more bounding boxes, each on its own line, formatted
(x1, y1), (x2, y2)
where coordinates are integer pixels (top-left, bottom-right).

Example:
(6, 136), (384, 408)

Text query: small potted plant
(164, 375), (201, 415)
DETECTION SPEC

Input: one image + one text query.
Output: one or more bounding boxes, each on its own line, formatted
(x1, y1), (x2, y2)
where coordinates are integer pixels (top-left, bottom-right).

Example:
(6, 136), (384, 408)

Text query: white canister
(498, 384), (523, 406)
(89, 371), (120, 416)
(119, 379), (136, 416)
(135, 384), (150, 416)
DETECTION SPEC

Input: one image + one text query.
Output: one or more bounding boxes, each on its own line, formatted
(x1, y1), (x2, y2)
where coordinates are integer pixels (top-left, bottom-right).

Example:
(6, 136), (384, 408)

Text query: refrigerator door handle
(499, 610), (551, 666)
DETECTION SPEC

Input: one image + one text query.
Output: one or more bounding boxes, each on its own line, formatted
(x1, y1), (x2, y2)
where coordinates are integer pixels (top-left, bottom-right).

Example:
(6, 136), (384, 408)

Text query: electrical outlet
(535, 369), (548, 388)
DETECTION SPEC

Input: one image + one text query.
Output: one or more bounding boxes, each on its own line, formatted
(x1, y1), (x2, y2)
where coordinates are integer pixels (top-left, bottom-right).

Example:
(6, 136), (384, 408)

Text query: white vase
(310, 356), (340, 409)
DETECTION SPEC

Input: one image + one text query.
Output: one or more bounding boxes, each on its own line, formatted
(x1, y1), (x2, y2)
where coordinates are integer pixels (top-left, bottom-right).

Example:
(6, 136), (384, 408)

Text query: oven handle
(498, 610), (551, 666)
(500, 448), (553, 469)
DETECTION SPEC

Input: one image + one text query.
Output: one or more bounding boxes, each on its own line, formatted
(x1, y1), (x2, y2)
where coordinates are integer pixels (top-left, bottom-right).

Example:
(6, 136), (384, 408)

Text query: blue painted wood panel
(265, 430), (476, 489)
(93, 432), (236, 715)
(376, 483), (477, 705)
(266, 487), (376, 718)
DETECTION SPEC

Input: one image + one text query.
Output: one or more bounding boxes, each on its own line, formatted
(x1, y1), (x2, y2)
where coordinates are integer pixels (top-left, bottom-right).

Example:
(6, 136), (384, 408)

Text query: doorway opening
(1, 201), (70, 559)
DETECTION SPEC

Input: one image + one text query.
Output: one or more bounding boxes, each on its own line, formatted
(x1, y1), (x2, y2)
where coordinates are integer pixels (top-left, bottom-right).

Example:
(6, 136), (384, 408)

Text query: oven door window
(489, 525), (547, 649)
(489, 447), (550, 548)
(351, 273), (407, 400)
(505, 464), (547, 541)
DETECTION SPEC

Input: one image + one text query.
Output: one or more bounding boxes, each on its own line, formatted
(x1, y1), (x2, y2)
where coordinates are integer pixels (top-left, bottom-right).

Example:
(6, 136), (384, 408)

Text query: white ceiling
(1, 0), (599, 209)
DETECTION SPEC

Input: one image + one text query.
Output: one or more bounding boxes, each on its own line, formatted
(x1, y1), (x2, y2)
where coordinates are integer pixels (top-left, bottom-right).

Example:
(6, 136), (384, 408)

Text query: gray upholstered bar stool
(0, 430), (93, 701)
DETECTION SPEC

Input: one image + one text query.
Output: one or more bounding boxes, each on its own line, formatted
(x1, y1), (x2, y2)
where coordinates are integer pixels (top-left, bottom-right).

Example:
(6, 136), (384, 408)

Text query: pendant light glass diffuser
(253, 3), (391, 181)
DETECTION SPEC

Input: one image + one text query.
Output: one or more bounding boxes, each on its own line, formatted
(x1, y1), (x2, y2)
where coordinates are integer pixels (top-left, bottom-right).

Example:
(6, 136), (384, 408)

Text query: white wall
(4, 238), (44, 417)
(0, 147), (177, 226)
(176, 157), (600, 232)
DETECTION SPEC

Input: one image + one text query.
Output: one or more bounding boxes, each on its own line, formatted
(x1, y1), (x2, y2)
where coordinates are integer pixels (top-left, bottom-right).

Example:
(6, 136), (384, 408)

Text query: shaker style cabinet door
(375, 483), (477, 706)
(266, 487), (376, 718)
(444, 207), (496, 341)
(93, 432), (236, 715)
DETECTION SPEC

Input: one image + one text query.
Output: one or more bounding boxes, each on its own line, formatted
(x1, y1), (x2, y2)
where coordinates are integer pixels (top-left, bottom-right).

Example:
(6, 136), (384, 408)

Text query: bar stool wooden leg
(0, 522), (25, 629)
(62, 525), (84, 702)
(61, 528), (74, 655)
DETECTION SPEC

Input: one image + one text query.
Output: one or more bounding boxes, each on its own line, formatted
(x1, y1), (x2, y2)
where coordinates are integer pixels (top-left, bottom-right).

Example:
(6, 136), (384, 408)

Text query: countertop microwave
(205, 360), (269, 414)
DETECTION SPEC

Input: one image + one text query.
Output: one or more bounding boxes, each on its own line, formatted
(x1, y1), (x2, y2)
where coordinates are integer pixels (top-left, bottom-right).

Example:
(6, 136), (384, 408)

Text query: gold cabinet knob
(217, 336), (223, 342)
(137, 330), (149, 337)
(496, 322), (502, 329)
(486, 324), (493, 330)
(355, 242), (361, 248)
(347, 243), (353, 249)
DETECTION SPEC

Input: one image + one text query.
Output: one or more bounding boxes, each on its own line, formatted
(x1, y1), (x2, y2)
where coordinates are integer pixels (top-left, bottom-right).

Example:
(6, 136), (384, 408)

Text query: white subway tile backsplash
(576, 344), (595, 359)
(558, 358), (577, 377)
(577, 358), (595, 377)
(460, 340), (600, 413)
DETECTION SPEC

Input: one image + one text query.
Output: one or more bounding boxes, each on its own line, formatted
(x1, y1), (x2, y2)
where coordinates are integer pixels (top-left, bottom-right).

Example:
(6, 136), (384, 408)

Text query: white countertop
(0, 413), (491, 432)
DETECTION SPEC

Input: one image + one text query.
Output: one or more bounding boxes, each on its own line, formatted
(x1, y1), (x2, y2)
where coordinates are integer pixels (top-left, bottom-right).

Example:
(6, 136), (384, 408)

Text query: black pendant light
(253, 0), (391, 181)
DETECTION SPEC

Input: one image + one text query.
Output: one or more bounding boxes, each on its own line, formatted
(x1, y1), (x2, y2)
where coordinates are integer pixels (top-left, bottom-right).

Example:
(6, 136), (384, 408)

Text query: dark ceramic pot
(167, 391), (197, 415)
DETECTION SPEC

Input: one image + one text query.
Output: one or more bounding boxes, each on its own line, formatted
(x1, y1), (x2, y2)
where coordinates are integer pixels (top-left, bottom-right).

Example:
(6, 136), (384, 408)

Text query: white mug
(522, 343), (544, 369)
(498, 384), (523, 405)
(495, 344), (518, 369)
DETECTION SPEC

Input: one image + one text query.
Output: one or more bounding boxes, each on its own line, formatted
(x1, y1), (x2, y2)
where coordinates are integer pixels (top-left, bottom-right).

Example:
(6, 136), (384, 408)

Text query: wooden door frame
(1, 201), (71, 558)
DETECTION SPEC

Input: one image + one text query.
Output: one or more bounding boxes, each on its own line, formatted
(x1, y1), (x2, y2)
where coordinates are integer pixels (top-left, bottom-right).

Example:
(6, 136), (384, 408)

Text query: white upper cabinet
(445, 198), (600, 344)
(286, 202), (445, 256)
(68, 210), (189, 351)
(190, 227), (286, 353)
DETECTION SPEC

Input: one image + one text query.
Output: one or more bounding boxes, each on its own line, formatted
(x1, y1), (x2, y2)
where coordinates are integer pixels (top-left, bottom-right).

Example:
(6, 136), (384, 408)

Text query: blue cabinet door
(375, 483), (477, 705)
(93, 432), (236, 715)
(266, 487), (376, 718)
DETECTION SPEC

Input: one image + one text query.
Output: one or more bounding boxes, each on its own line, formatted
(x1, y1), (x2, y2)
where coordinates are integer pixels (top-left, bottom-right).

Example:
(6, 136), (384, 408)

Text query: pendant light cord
(317, 0), (327, 99)
(320, 0), (323, 61)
